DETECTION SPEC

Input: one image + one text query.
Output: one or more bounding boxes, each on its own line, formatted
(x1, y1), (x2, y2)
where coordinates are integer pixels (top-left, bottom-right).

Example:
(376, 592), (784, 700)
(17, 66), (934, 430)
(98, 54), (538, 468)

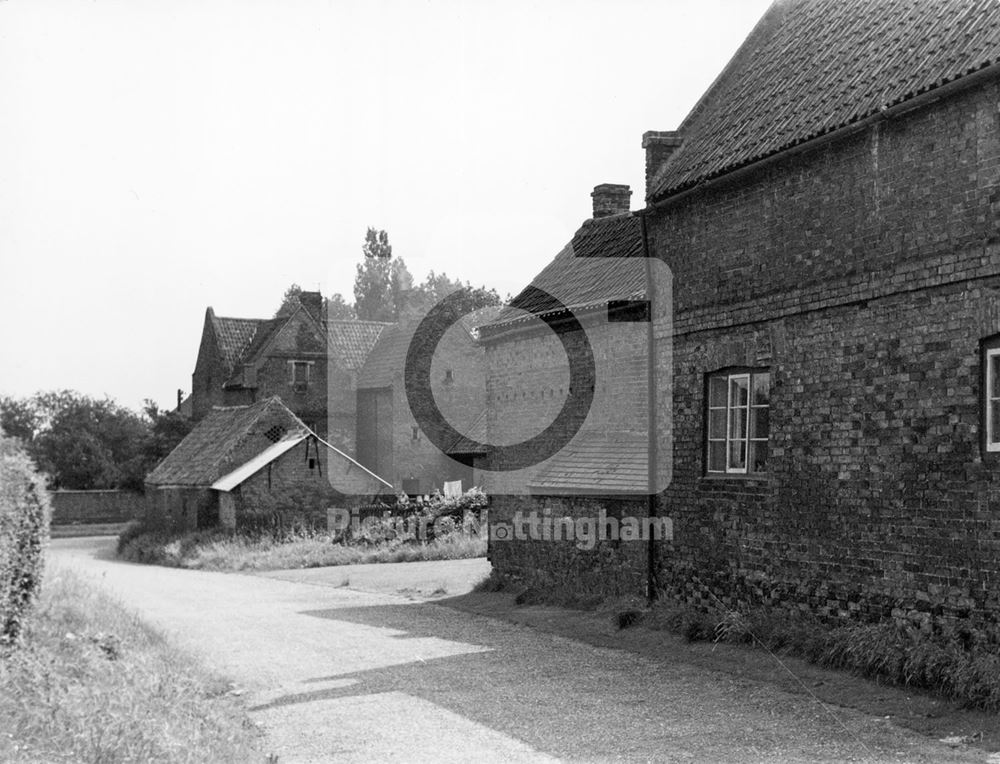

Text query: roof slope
(357, 307), (499, 389)
(357, 323), (413, 389)
(529, 432), (648, 494)
(484, 214), (645, 332)
(147, 397), (300, 486)
(651, 0), (1000, 200)
(445, 410), (489, 455)
(211, 315), (264, 374)
(327, 320), (390, 370)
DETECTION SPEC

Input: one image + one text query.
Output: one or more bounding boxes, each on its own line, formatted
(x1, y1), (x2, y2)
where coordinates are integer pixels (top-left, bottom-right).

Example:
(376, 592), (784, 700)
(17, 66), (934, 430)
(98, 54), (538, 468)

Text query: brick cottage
(489, 0), (1000, 631)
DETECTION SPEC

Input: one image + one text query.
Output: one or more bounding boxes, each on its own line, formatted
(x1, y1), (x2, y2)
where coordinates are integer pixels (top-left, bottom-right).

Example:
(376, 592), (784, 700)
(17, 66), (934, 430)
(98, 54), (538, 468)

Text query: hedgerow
(0, 436), (51, 643)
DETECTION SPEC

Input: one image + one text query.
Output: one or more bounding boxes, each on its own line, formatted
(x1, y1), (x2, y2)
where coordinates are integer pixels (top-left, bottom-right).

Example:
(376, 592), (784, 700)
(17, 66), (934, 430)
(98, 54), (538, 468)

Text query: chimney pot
(642, 130), (683, 198)
(591, 184), (631, 219)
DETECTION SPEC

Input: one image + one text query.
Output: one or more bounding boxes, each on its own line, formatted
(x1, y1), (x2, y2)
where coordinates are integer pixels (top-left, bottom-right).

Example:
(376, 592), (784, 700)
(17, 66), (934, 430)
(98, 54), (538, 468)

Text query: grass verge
(0, 567), (261, 763)
(483, 574), (1000, 713)
(118, 524), (486, 572)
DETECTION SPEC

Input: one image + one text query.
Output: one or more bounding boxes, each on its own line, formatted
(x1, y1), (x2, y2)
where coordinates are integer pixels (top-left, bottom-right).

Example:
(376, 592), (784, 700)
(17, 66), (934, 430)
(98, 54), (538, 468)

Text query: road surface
(48, 537), (986, 763)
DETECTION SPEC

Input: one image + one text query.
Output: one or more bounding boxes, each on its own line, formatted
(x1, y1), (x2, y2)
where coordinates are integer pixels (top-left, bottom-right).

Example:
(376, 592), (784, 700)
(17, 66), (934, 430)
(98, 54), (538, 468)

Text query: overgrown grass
(642, 602), (1000, 712)
(483, 572), (1000, 712)
(0, 568), (261, 763)
(118, 523), (486, 572)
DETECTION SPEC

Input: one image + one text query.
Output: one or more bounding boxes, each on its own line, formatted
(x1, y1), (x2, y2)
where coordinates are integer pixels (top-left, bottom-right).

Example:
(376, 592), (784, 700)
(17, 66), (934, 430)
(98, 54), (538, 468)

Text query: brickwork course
(487, 0), (1000, 633)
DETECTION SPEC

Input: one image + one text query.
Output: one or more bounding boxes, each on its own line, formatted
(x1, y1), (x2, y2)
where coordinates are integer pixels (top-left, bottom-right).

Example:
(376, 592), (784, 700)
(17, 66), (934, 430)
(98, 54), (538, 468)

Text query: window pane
(992, 356), (1000, 399)
(752, 373), (770, 406)
(728, 439), (747, 471)
(751, 407), (769, 439)
(709, 376), (727, 406)
(730, 376), (749, 408)
(729, 404), (748, 439)
(708, 441), (726, 471)
(709, 409), (727, 439)
(750, 441), (767, 472)
(992, 402), (1000, 444)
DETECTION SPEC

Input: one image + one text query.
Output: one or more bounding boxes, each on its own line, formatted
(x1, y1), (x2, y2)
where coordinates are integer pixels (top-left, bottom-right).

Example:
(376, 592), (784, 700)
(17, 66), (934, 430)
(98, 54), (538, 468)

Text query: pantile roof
(146, 397), (301, 486)
(327, 320), (390, 370)
(651, 0), (1000, 200)
(483, 214), (645, 333)
(211, 314), (263, 374)
(529, 431), (649, 494)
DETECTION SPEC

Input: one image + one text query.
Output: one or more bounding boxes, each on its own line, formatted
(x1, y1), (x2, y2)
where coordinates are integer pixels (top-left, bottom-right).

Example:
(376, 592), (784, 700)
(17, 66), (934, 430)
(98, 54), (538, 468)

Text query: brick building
(490, 0), (1000, 633)
(479, 186), (656, 597)
(356, 308), (499, 495)
(636, 0), (1000, 629)
(185, 290), (497, 495)
(145, 397), (391, 532)
(189, 291), (387, 449)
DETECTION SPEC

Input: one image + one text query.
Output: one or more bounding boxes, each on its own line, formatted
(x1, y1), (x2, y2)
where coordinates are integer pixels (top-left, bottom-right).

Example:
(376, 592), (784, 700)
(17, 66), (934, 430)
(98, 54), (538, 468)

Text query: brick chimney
(591, 184), (632, 218)
(298, 291), (324, 321)
(642, 130), (683, 198)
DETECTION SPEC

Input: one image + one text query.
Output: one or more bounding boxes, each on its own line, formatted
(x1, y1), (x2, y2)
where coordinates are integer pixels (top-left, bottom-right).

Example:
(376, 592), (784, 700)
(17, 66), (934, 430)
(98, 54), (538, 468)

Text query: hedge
(0, 436), (51, 643)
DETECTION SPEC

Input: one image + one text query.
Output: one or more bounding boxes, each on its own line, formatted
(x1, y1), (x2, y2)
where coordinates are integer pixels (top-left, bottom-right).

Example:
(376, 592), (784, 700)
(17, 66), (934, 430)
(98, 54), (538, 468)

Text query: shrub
(0, 436), (51, 643)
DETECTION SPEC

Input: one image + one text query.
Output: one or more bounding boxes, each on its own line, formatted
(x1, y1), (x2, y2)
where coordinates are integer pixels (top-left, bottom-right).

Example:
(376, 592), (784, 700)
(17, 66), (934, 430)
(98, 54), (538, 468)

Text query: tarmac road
(48, 537), (987, 763)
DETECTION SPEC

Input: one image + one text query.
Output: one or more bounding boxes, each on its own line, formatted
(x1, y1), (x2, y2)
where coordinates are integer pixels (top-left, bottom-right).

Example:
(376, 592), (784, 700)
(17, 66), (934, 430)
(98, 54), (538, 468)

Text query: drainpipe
(640, 211), (658, 603)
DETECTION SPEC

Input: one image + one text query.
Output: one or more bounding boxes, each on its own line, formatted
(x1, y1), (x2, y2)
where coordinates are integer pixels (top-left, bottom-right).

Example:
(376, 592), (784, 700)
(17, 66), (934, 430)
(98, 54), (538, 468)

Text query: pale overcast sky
(0, 0), (772, 411)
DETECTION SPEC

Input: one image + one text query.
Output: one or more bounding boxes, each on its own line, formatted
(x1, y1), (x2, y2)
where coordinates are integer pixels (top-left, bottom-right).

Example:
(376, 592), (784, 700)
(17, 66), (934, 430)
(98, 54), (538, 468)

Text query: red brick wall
(484, 313), (649, 495)
(191, 317), (228, 420)
(50, 490), (144, 525)
(482, 311), (653, 597)
(647, 79), (1000, 628)
(233, 439), (390, 528)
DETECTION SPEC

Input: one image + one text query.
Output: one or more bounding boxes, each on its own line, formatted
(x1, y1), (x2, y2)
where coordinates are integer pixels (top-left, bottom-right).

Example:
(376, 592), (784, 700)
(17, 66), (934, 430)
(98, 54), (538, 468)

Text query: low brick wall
(49, 490), (144, 526)
(488, 495), (648, 600)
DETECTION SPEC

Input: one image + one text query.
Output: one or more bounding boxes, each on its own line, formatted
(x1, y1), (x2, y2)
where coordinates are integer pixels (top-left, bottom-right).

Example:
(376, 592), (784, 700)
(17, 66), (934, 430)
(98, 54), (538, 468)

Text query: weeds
(638, 601), (1000, 712)
(0, 568), (259, 763)
(118, 522), (486, 572)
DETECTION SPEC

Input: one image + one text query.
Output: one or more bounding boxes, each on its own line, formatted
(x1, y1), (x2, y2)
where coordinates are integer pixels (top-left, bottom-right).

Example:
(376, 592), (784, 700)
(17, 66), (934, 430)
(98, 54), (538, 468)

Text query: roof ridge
(204, 397), (299, 482)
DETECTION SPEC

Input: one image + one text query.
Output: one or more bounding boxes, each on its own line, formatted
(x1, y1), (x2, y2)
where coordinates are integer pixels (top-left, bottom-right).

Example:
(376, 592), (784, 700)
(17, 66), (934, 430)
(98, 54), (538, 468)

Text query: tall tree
(409, 271), (502, 317)
(0, 396), (40, 443)
(275, 283), (304, 318)
(326, 292), (356, 320)
(276, 283), (357, 320)
(354, 228), (413, 321)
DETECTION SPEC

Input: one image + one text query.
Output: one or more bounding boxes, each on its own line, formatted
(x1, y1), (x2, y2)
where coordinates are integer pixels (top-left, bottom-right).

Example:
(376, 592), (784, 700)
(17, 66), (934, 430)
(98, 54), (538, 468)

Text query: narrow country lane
(48, 538), (985, 764)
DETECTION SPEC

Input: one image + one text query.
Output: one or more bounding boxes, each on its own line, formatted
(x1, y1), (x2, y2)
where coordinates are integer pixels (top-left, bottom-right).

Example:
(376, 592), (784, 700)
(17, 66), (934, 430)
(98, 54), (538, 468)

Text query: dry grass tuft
(119, 524), (486, 572)
(0, 568), (261, 763)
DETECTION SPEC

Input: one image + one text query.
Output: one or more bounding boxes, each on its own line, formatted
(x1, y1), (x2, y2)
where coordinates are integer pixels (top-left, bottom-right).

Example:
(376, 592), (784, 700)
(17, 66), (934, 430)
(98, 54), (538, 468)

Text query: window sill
(698, 474), (769, 487)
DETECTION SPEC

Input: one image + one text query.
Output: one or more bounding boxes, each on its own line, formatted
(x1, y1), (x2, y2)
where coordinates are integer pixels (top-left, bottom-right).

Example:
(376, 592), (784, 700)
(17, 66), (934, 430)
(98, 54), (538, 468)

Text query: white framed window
(986, 347), (1000, 452)
(707, 369), (770, 474)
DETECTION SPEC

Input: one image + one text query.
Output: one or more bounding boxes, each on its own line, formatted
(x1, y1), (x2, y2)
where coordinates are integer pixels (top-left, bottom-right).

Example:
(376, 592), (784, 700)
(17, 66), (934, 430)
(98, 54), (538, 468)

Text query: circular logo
(404, 286), (596, 471)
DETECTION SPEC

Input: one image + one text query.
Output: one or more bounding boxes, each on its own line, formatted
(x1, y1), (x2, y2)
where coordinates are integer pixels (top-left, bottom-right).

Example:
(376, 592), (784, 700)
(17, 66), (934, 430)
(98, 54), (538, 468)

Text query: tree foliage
(409, 271), (502, 317)
(275, 283), (356, 320)
(0, 392), (193, 492)
(353, 228), (414, 321)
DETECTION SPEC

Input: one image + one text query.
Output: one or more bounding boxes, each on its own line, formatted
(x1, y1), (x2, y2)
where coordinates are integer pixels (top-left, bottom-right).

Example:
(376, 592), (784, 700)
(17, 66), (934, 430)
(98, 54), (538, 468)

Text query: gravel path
(48, 538), (986, 763)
